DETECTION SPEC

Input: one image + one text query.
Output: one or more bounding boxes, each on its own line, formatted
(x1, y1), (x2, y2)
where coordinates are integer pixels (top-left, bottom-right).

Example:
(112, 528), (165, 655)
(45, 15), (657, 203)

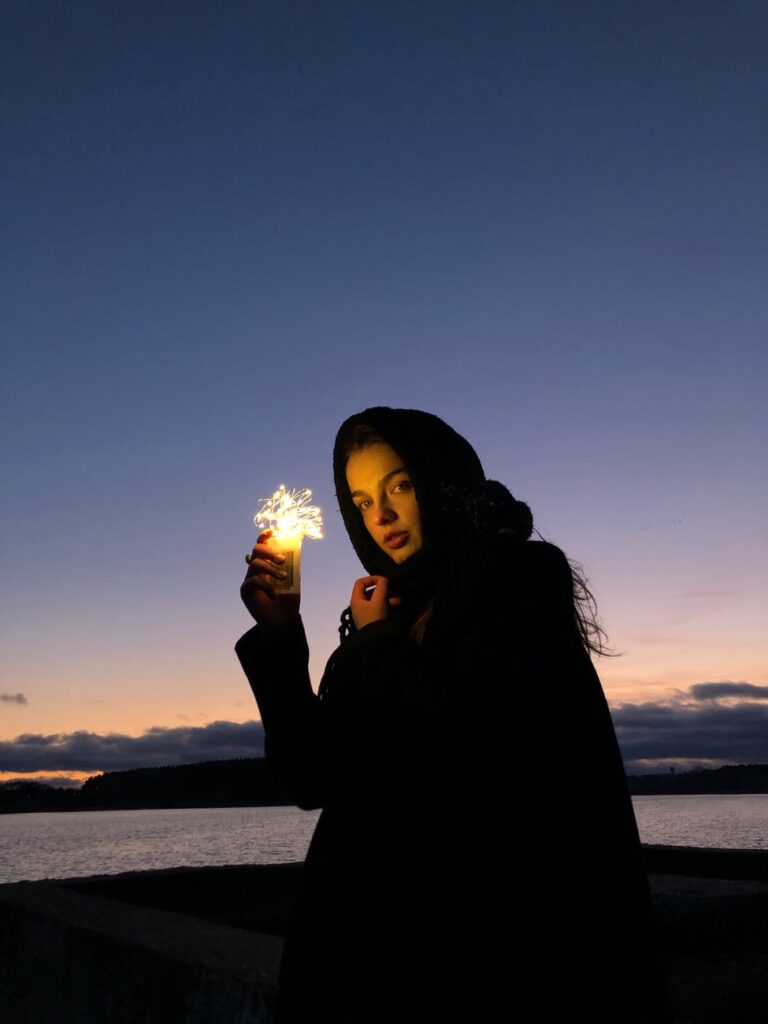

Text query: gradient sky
(2, 0), (766, 782)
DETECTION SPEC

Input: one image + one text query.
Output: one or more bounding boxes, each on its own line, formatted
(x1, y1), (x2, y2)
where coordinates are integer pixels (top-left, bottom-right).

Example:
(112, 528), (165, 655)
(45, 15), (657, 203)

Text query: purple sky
(2, 1), (766, 781)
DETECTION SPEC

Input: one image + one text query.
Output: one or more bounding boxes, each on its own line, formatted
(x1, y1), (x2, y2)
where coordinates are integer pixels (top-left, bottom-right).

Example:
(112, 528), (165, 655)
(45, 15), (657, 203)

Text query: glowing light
(251, 484), (323, 595)
(254, 484), (323, 541)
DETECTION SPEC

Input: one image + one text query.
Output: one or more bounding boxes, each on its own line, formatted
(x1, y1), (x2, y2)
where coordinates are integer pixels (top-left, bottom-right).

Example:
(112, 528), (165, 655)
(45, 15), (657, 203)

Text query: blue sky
(2, 0), (766, 779)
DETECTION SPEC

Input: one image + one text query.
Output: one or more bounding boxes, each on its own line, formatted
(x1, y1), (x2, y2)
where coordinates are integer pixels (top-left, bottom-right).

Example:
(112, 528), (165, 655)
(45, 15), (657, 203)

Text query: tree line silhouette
(2, 760), (768, 814)
(0, 757), (289, 813)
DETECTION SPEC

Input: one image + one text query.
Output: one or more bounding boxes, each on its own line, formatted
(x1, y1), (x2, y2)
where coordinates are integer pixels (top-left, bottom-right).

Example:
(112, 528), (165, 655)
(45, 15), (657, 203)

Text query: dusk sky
(2, 1), (766, 784)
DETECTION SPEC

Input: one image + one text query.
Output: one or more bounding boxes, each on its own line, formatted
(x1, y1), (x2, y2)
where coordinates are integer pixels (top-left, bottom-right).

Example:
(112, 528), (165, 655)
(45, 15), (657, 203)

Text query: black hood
(332, 406), (494, 579)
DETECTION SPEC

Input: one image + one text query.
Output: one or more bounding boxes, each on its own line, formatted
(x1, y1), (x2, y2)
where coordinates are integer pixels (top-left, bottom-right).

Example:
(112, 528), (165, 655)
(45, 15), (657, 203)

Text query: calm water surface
(631, 793), (768, 851)
(1, 795), (766, 884)
(0, 805), (320, 884)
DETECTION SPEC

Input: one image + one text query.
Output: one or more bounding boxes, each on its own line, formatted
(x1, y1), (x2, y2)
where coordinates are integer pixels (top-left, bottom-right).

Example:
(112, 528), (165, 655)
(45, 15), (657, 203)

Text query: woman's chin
(390, 545), (421, 564)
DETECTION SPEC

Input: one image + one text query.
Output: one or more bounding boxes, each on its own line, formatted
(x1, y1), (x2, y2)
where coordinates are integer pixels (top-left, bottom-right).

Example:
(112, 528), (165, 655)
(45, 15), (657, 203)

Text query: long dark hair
(534, 527), (618, 658)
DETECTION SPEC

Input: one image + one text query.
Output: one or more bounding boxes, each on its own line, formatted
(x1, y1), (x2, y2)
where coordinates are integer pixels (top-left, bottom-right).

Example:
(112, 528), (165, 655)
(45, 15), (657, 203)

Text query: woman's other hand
(241, 530), (300, 629)
(350, 576), (402, 630)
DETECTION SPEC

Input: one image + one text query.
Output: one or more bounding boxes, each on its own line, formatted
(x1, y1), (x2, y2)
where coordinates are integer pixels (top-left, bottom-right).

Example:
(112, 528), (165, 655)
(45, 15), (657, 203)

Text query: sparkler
(246, 484), (323, 595)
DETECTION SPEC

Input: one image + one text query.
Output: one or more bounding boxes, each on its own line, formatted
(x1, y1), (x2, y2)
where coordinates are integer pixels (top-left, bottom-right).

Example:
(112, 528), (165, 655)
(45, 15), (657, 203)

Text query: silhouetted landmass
(626, 763), (768, 795)
(0, 781), (83, 814)
(0, 758), (290, 813)
(79, 758), (291, 809)
(3, 760), (768, 813)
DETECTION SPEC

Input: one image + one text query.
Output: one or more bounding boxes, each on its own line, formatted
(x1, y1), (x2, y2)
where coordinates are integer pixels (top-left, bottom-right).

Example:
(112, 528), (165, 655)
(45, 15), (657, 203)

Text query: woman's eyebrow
(350, 466), (406, 498)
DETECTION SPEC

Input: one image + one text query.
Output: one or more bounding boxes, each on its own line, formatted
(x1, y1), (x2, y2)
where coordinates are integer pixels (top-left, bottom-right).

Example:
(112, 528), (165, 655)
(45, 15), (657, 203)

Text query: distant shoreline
(4, 791), (768, 816)
(3, 759), (768, 814)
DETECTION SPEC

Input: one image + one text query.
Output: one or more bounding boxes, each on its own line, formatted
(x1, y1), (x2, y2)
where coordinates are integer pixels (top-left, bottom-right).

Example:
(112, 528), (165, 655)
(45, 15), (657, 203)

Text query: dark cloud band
(0, 720), (265, 773)
(614, 685), (768, 771)
(689, 681), (768, 701)
(2, 679), (766, 776)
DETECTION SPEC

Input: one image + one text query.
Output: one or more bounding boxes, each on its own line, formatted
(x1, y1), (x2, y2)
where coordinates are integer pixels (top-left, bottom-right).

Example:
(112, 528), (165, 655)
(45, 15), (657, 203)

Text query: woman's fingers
(245, 557), (288, 580)
(242, 545), (286, 596)
(251, 540), (285, 562)
(371, 576), (389, 602)
(241, 576), (277, 601)
(350, 576), (393, 625)
(246, 541), (287, 568)
(351, 575), (386, 599)
(240, 529), (302, 627)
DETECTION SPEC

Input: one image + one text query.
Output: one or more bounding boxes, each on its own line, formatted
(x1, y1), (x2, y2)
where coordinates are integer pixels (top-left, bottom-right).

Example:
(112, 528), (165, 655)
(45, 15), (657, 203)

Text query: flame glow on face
(254, 485), (323, 542)
(345, 443), (423, 563)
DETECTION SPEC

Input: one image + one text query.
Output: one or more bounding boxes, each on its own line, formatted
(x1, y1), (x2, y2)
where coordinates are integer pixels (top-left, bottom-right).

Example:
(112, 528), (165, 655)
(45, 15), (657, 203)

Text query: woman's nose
(372, 502), (395, 524)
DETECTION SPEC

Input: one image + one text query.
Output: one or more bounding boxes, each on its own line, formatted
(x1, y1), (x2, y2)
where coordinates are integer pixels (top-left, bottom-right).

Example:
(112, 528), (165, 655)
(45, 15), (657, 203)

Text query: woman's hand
(240, 530), (300, 629)
(350, 576), (402, 631)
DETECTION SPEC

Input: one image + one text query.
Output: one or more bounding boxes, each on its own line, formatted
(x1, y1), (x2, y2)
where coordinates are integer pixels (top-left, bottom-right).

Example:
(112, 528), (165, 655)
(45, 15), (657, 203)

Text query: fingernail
(279, 571), (288, 579)
(275, 554), (286, 563)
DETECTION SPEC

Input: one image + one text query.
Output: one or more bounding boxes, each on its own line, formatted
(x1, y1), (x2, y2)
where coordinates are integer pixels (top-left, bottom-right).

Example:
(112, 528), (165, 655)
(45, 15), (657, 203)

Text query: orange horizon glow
(0, 770), (100, 786)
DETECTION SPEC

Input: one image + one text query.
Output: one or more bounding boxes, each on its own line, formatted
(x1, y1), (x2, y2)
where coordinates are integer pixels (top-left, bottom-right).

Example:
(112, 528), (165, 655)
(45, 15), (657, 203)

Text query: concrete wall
(2, 849), (768, 1023)
(0, 864), (301, 1024)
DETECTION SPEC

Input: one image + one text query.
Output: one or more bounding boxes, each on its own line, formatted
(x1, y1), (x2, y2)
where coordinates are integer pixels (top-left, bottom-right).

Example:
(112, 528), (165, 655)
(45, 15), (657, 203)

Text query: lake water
(0, 794), (766, 885)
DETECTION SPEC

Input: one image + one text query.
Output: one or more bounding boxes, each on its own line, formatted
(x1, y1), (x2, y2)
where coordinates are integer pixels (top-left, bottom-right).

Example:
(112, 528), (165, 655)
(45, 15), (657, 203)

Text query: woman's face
(345, 442), (423, 563)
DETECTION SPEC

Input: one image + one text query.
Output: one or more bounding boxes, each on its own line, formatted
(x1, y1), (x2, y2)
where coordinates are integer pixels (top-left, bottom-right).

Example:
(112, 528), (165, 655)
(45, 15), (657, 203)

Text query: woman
(236, 406), (673, 1023)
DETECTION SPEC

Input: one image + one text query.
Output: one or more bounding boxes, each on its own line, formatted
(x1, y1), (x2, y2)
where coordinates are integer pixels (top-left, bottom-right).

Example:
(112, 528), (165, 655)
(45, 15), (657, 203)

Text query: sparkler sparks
(246, 484), (323, 594)
(254, 485), (323, 541)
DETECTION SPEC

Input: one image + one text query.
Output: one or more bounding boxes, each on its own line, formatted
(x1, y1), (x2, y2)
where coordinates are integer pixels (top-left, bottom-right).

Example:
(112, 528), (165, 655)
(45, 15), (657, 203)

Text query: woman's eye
(393, 480), (412, 493)
(358, 499), (372, 511)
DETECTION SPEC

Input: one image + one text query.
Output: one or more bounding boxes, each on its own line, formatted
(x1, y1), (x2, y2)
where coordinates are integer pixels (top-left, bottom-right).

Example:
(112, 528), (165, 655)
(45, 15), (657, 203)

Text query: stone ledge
(2, 851), (768, 1023)
(643, 844), (768, 880)
(0, 868), (288, 1024)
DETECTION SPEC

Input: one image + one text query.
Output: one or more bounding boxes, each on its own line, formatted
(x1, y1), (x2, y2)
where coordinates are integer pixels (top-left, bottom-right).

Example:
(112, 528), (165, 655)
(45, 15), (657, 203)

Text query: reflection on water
(1, 794), (766, 884)
(632, 793), (768, 851)
(0, 805), (320, 884)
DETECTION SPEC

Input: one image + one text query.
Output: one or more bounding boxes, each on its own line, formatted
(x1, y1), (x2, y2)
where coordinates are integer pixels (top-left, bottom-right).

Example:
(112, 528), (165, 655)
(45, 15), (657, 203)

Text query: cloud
(2, 678), (767, 777)
(689, 681), (768, 701)
(1, 693), (27, 705)
(0, 720), (265, 773)
(612, 680), (768, 772)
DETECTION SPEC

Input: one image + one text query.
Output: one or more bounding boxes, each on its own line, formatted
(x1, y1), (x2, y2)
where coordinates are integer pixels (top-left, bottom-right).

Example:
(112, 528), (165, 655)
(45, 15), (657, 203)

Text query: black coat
(235, 537), (673, 1023)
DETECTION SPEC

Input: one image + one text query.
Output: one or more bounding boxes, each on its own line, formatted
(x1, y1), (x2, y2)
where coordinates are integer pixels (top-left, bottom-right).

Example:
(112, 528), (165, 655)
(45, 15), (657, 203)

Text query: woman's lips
(384, 532), (408, 549)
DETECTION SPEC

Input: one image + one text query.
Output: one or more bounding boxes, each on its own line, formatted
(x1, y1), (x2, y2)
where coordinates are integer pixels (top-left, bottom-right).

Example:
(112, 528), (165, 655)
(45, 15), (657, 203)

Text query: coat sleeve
(234, 614), (432, 811)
